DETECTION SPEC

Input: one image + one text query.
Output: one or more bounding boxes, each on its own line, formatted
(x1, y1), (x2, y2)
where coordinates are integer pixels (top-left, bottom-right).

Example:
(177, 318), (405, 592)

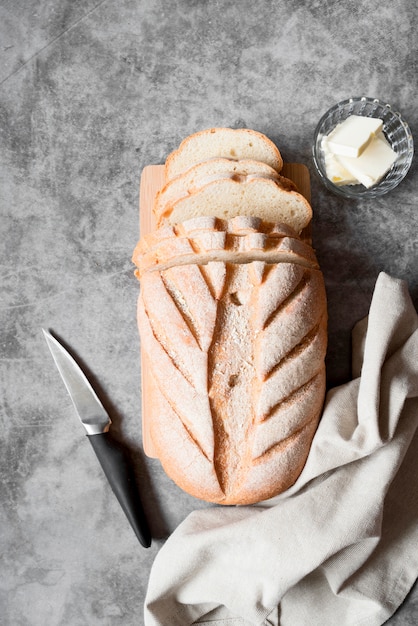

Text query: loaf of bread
(134, 217), (327, 505)
(165, 127), (283, 180)
(134, 128), (327, 505)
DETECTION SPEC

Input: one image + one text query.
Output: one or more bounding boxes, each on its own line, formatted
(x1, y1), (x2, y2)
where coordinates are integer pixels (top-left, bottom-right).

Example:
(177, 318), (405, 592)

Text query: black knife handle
(87, 432), (151, 548)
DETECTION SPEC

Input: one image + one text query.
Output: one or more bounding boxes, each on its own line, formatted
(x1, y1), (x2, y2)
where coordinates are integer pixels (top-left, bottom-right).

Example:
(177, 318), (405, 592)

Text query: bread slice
(165, 128), (283, 180)
(156, 177), (312, 234)
(135, 217), (327, 505)
(154, 158), (292, 224)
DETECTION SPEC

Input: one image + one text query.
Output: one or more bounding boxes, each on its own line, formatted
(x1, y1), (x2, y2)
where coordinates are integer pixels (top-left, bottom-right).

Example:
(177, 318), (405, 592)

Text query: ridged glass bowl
(312, 97), (414, 199)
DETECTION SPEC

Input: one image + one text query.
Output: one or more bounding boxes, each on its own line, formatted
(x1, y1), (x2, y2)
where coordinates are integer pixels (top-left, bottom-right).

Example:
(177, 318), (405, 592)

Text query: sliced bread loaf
(165, 128), (283, 180)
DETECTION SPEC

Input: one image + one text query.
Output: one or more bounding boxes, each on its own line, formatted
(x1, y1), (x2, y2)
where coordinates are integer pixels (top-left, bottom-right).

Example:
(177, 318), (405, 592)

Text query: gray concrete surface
(1, 0), (417, 624)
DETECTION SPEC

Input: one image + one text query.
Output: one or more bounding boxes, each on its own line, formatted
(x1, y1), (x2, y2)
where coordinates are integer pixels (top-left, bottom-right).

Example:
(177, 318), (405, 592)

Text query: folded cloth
(144, 272), (418, 626)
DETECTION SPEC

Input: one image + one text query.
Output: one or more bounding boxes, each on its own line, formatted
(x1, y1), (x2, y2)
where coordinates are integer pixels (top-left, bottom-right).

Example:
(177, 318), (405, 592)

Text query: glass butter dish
(312, 97), (413, 199)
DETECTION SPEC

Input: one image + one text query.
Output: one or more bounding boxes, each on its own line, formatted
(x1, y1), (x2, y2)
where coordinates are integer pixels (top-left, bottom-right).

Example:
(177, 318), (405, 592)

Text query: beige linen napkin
(144, 272), (418, 626)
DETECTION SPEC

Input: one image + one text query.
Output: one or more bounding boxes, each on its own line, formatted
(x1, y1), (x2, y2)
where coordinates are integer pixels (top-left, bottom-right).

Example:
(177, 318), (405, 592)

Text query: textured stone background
(1, 0), (417, 624)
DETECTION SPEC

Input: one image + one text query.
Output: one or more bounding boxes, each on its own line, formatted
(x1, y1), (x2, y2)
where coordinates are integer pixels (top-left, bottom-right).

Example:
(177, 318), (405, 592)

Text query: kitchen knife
(42, 329), (151, 548)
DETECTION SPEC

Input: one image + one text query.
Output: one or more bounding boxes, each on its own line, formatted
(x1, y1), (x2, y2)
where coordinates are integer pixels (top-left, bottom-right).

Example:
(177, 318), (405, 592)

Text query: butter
(321, 137), (358, 186)
(336, 133), (397, 188)
(321, 117), (398, 189)
(327, 115), (383, 158)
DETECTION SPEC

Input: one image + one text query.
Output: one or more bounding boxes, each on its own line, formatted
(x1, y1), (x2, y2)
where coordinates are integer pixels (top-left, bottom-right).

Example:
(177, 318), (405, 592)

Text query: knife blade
(42, 329), (151, 548)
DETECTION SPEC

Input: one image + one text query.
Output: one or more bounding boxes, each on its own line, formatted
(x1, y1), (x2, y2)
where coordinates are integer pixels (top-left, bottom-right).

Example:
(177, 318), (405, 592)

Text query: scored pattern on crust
(138, 264), (220, 462)
(138, 237), (327, 503)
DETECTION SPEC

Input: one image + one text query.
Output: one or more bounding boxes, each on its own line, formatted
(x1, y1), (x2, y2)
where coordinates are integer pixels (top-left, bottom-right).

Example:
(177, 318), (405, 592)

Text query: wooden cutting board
(138, 163), (311, 457)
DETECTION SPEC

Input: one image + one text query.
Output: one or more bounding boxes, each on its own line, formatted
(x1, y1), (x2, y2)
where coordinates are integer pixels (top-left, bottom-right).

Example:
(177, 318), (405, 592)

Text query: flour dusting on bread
(133, 128), (327, 505)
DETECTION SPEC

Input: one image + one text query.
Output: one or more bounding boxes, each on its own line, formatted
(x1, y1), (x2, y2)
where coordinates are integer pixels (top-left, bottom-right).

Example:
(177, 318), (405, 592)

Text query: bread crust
(135, 218), (327, 505)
